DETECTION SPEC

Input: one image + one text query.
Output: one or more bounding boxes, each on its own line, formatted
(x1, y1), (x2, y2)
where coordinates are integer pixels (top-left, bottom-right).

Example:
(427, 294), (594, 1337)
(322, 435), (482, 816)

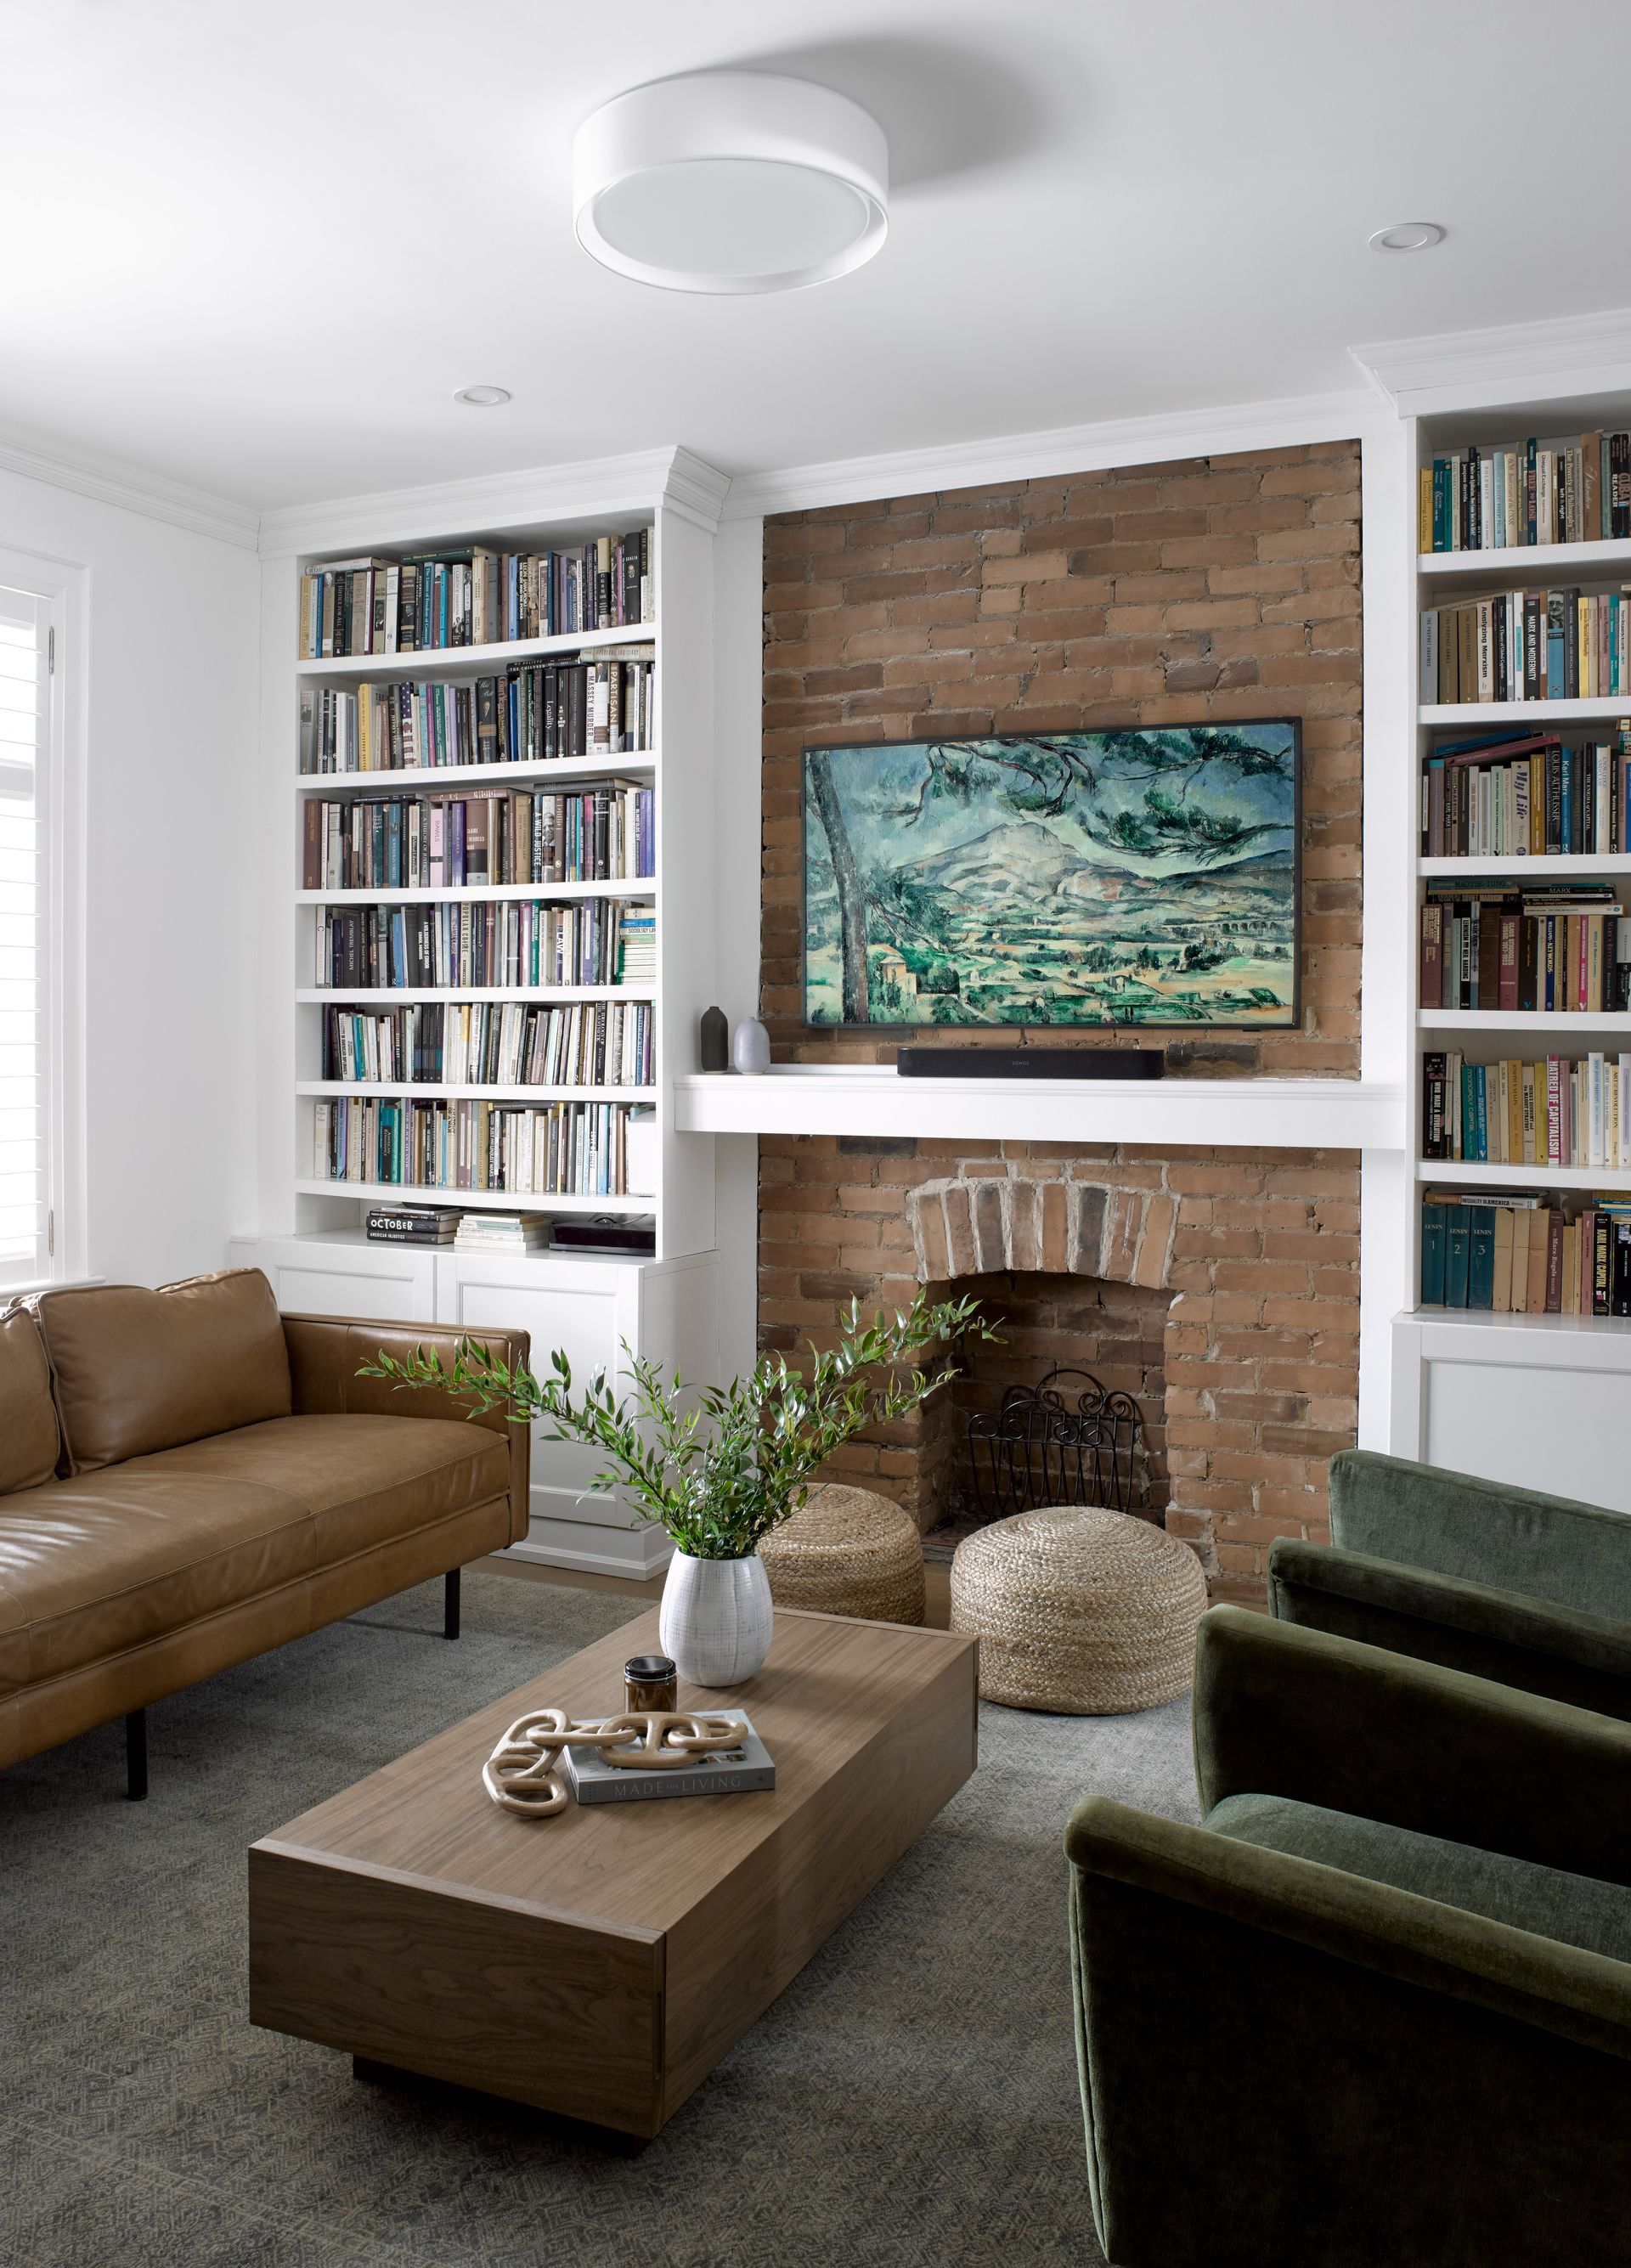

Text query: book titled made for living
(562, 1710), (774, 1804)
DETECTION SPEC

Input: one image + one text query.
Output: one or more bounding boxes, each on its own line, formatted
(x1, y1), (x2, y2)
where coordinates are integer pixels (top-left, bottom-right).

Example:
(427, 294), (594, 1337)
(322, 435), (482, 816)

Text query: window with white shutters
(0, 584), (53, 1285)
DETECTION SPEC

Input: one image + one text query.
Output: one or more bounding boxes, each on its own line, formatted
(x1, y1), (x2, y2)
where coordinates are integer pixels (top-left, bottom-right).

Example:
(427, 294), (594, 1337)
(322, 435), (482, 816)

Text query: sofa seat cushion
(1209, 1791), (1631, 1966)
(0, 1470), (319, 1688)
(113, 1413), (511, 1563)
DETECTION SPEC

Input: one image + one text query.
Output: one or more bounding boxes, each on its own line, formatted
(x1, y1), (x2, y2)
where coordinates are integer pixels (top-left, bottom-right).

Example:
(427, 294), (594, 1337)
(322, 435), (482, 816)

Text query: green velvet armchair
(1268, 1447), (1631, 1722)
(1066, 1607), (1631, 2268)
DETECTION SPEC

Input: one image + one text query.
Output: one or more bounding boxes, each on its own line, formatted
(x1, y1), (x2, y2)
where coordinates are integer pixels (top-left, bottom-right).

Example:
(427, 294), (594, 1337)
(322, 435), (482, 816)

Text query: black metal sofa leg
(444, 1568), (461, 1642)
(126, 1708), (148, 1802)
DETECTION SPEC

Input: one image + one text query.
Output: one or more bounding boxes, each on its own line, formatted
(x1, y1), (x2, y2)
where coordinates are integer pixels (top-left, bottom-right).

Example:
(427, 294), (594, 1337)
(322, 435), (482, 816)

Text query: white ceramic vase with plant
(362, 1289), (986, 1688)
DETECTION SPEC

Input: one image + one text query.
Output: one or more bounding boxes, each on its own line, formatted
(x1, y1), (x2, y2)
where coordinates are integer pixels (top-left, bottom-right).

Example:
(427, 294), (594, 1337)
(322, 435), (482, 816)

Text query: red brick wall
(757, 444), (1363, 1597)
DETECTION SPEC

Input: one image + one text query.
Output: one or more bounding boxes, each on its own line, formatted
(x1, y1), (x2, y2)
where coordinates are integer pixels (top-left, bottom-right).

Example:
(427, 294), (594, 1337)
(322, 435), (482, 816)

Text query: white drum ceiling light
(573, 71), (889, 295)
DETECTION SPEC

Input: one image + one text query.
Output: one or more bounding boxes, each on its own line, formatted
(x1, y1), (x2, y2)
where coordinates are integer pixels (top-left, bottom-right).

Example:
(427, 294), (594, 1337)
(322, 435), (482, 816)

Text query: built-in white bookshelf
(1407, 395), (1631, 1344)
(234, 449), (731, 1576)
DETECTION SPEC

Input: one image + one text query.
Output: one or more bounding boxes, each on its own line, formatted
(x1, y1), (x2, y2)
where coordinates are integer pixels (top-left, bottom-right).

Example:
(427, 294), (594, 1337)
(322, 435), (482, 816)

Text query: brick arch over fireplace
(907, 1176), (1177, 1293)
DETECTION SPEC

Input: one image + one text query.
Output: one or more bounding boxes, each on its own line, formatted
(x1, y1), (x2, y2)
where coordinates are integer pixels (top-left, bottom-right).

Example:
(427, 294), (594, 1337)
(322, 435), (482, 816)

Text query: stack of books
(297, 532), (653, 659)
(1419, 590), (1631, 704)
(1419, 434), (1631, 552)
(298, 653), (655, 772)
(1419, 883), (1631, 1013)
(452, 1214), (552, 1255)
(1420, 730), (1631, 857)
(317, 1096), (636, 1198)
(1423, 1052), (1631, 1167)
(319, 898), (641, 991)
(562, 1712), (774, 1805)
(618, 909), (657, 984)
(1421, 1192), (1631, 1317)
(324, 999), (653, 1089)
(302, 783), (655, 891)
(365, 1205), (460, 1245)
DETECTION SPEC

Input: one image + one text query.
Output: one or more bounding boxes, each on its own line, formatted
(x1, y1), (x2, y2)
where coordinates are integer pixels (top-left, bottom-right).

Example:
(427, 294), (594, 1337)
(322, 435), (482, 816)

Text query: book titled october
(562, 1709), (774, 1804)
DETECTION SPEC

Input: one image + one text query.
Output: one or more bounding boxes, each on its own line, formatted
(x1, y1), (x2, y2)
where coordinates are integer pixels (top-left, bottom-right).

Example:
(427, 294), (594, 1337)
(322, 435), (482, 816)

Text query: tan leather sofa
(0, 1267), (529, 1796)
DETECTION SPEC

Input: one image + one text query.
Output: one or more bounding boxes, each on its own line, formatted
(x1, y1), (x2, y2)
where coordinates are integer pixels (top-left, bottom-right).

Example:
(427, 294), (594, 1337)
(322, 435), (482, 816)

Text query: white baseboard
(501, 1525), (674, 1580)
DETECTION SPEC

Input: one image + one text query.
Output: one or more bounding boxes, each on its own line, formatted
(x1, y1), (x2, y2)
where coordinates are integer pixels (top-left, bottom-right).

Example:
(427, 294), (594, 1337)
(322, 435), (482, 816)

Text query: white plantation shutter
(0, 586), (50, 1284)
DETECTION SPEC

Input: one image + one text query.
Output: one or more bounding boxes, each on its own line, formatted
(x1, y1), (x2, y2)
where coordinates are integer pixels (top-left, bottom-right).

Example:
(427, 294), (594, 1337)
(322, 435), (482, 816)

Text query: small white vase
(658, 1549), (774, 1688)
(731, 1016), (770, 1075)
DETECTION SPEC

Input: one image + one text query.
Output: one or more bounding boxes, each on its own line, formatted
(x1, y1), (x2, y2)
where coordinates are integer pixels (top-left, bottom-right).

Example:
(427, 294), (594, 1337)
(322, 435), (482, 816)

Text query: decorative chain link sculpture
(482, 1707), (745, 1819)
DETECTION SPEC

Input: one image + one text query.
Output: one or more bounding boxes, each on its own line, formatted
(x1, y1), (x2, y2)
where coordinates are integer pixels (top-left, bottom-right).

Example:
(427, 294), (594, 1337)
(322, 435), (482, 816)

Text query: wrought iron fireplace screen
(967, 1368), (1142, 1522)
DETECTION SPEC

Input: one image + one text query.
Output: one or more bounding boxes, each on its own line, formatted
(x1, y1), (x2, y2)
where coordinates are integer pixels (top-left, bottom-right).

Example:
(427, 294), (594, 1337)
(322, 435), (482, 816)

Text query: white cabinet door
(227, 1237), (437, 1324)
(434, 1253), (667, 1577)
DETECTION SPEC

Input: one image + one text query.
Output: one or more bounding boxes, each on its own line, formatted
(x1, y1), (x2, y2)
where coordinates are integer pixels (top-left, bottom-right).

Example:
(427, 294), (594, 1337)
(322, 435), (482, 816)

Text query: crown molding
(0, 421), (260, 550)
(258, 443), (731, 556)
(717, 387), (1383, 520)
(1352, 307), (1631, 417)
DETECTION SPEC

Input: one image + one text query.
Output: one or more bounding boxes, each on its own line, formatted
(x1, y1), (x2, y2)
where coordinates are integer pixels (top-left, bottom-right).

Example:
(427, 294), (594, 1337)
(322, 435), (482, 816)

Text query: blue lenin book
(563, 1710), (775, 1804)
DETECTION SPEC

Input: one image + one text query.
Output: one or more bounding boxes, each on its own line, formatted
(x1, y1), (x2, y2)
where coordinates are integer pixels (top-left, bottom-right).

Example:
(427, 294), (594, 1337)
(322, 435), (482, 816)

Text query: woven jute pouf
(951, 1504), (1207, 1713)
(759, 1484), (926, 1626)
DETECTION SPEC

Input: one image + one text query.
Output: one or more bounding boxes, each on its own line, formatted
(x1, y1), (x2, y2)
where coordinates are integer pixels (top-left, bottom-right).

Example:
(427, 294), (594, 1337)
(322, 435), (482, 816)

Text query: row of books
(316, 900), (652, 991)
(1420, 731), (1631, 857)
(1419, 885), (1630, 1013)
(321, 1000), (654, 1090)
(1419, 589), (1631, 704)
(297, 533), (653, 658)
(1422, 1052), (1631, 1168)
(1420, 1193), (1631, 1315)
(362, 1207), (550, 1250)
(1419, 435), (1631, 553)
(302, 787), (654, 893)
(314, 1097), (649, 1197)
(298, 656), (655, 773)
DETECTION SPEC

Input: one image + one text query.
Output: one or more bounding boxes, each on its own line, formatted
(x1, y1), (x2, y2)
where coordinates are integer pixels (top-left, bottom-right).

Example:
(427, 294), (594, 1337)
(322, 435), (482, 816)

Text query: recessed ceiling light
(454, 384), (512, 407)
(1368, 222), (1446, 253)
(573, 71), (889, 296)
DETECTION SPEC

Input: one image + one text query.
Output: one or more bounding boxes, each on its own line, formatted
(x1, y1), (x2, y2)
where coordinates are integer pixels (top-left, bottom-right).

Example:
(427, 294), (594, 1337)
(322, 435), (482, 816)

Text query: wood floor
(478, 1553), (954, 1629)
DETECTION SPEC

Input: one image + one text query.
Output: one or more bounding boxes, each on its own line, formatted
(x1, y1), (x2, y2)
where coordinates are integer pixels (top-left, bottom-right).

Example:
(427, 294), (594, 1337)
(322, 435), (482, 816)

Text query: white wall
(712, 513), (764, 1380)
(0, 466), (259, 1287)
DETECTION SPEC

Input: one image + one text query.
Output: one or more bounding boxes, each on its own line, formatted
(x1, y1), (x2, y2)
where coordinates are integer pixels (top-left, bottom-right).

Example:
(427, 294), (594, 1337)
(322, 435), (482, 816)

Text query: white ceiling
(3, 0), (1625, 511)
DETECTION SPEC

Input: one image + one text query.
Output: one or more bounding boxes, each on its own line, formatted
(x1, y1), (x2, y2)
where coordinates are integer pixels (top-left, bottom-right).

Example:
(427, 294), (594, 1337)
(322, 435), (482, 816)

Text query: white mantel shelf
(674, 1068), (1406, 1149)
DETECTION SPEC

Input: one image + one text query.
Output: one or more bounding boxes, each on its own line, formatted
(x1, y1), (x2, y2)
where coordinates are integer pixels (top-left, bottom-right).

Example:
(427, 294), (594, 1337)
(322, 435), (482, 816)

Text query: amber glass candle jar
(624, 1654), (678, 1712)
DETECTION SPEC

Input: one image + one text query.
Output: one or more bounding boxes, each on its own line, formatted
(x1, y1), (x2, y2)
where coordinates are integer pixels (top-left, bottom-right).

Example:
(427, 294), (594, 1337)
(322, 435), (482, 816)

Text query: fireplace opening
(922, 1269), (1171, 1549)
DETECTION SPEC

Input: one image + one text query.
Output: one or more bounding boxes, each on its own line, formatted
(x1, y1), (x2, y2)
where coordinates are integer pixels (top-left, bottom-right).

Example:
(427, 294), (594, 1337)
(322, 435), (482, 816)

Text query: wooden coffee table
(249, 1606), (978, 2137)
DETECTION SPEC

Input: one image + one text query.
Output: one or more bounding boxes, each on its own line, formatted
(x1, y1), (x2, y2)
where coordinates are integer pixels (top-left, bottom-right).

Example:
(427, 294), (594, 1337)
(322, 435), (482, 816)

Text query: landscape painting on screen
(802, 725), (1301, 1029)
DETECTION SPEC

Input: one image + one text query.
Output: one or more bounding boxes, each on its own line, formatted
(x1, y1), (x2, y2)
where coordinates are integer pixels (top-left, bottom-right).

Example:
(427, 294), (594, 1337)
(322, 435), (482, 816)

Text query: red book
(1498, 914), (1520, 1012)
(1577, 914), (1591, 1013)
(302, 800), (322, 890)
(1545, 1209), (1565, 1313)
(1419, 902), (1443, 1006)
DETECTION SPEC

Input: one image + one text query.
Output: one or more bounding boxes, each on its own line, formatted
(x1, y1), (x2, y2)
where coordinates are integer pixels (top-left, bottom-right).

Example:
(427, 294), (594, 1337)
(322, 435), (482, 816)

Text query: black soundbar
(895, 1047), (1164, 1080)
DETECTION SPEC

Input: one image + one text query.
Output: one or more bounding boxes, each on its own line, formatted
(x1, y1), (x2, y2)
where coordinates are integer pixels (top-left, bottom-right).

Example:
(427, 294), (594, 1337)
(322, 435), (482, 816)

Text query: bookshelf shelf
(295, 985), (652, 1005)
(296, 621), (657, 681)
(1405, 1306), (1631, 1344)
(293, 1180), (653, 1214)
(1418, 855), (1631, 877)
(296, 753), (657, 794)
(1419, 537), (1631, 583)
(1417, 1009), (1631, 1032)
(296, 1081), (656, 1103)
(1416, 1159), (1631, 1192)
(1421, 698), (1631, 725)
(295, 881), (654, 905)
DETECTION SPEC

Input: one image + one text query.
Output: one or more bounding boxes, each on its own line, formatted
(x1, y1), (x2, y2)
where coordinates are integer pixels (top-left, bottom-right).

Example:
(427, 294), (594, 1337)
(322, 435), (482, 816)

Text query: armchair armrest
(1329, 1447), (1631, 1619)
(1194, 1605), (1631, 1887)
(1271, 1535), (1631, 1723)
(280, 1316), (531, 1545)
(1065, 1797), (1631, 2268)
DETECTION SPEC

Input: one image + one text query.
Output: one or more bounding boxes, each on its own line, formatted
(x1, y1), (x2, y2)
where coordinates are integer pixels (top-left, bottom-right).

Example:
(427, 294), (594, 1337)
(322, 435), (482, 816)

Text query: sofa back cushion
(0, 1304), (61, 1493)
(35, 1269), (292, 1475)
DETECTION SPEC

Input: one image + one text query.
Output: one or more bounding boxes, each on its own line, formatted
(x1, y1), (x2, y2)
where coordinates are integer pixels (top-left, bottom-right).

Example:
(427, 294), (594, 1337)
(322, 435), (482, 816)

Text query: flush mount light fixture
(1368, 222), (1447, 253)
(573, 71), (888, 295)
(454, 384), (512, 407)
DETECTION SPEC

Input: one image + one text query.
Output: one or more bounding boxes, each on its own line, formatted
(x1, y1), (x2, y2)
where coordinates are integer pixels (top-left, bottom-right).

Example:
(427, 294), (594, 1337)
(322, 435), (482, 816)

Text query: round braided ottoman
(950, 1504), (1207, 1713)
(759, 1484), (926, 1625)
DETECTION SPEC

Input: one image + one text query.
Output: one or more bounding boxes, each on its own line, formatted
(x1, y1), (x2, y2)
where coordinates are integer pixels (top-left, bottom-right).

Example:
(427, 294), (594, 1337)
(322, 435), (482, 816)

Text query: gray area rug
(1, 1571), (1199, 2268)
